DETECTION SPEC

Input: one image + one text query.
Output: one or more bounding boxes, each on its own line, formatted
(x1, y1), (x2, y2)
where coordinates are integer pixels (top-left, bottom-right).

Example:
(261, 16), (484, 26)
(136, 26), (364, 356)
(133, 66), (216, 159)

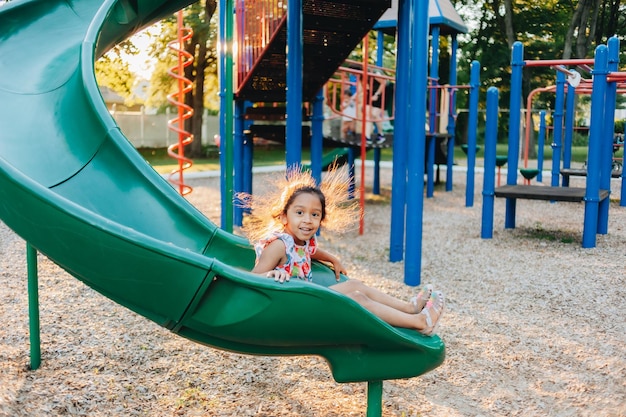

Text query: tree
(595, 0), (626, 44)
(147, 1), (218, 158)
(460, 0), (626, 95)
(563, 0), (601, 59)
(95, 41), (138, 106)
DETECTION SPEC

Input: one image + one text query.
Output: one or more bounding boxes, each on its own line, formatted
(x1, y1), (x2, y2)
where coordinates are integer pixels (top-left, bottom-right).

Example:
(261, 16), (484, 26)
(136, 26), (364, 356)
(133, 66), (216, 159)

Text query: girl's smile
(280, 193), (323, 245)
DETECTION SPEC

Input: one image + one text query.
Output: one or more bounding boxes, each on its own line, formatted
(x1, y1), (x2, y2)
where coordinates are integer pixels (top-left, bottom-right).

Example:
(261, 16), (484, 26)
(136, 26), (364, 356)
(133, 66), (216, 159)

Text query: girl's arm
(251, 240), (290, 283)
(312, 248), (347, 281)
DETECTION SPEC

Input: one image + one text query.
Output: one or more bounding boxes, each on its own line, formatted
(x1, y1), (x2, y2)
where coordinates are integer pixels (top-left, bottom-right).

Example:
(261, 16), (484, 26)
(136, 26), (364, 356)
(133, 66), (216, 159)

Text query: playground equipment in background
(523, 72), (626, 187)
(482, 37), (623, 248)
(0, 1), (444, 416)
(495, 155), (508, 187)
(301, 147), (351, 172)
(373, 0), (472, 282)
(521, 85), (560, 185)
(518, 63), (598, 185)
(227, 0), (473, 286)
(325, 60), (395, 146)
(166, 10), (194, 196)
(611, 133), (624, 173)
(227, 0), (392, 238)
(324, 58), (481, 200)
(580, 133), (624, 174)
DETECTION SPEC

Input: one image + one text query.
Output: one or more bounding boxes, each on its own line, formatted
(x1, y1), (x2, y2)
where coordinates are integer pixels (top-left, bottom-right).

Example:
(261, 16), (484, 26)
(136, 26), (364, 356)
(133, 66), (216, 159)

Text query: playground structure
(520, 72), (626, 186)
(482, 37), (625, 248)
(0, 0), (446, 415)
(223, 0), (475, 286)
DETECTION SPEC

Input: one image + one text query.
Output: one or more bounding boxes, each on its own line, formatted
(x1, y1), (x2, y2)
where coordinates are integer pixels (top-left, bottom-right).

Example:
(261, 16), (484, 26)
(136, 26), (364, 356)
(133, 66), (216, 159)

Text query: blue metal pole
(426, 26), (440, 198)
(562, 82), (576, 186)
(404, 0), (429, 286)
(311, 89), (324, 185)
(27, 243), (41, 370)
(622, 156), (626, 206)
(551, 71), (566, 187)
(389, 0), (412, 262)
(622, 139), (626, 205)
(446, 34), (458, 192)
(505, 42), (524, 229)
(372, 31), (385, 195)
(243, 101), (253, 199)
(537, 110), (546, 182)
(582, 44), (608, 248)
(348, 147), (356, 199)
(598, 36), (619, 234)
(465, 60), (480, 207)
(286, 0), (303, 170)
(481, 87), (499, 239)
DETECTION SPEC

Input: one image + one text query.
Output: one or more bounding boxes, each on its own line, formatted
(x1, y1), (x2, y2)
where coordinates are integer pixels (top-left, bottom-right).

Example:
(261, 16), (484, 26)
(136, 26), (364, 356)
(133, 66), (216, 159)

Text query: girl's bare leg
(330, 280), (444, 332)
(331, 280), (418, 313)
(337, 289), (444, 332)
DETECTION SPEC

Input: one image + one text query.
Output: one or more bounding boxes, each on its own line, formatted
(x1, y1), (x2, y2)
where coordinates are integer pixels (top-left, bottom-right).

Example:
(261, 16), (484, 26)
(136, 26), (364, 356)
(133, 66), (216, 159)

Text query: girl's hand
(330, 259), (347, 281)
(266, 269), (290, 283)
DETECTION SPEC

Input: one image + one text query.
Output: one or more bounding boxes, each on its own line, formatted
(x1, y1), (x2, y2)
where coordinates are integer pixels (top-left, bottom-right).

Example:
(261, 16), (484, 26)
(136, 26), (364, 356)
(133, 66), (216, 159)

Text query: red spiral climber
(167, 10), (194, 196)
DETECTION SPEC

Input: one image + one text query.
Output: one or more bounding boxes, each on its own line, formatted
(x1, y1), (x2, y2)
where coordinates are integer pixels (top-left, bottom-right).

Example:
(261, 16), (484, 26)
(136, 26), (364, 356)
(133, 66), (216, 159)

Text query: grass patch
(518, 223), (577, 244)
(137, 143), (591, 174)
(136, 145), (308, 174)
(363, 186), (392, 204)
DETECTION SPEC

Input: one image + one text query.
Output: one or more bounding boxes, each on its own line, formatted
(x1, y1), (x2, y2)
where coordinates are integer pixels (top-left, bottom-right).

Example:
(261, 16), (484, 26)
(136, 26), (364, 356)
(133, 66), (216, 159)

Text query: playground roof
(375, 0), (468, 35)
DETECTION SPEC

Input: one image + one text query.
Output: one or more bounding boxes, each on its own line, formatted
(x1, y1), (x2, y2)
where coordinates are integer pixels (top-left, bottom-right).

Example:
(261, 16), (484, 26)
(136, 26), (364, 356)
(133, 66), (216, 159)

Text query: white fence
(111, 107), (220, 148)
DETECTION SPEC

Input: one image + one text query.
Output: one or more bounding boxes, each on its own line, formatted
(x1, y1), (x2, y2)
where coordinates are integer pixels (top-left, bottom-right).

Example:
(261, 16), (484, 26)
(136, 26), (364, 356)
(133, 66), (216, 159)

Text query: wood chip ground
(1, 168), (624, 416)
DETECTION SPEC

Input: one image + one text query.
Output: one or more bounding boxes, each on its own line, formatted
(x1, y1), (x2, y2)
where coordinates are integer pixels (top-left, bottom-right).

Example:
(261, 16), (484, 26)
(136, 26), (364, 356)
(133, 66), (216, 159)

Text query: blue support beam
(481, 87), (499, 239)
(445, 34), (458, 192)
(582, 44), (608, 248)
(465, 61), (480, 207)
(389, 0), (412, 263)
(286, 0), (303, 170)
(504, 42), (524, 229)
(551, 71), (565, 187)
(403, 0), (429, 286)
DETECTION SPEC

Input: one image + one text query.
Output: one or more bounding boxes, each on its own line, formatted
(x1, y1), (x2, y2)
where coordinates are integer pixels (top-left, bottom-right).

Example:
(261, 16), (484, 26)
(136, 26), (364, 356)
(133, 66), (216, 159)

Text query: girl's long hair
(238, 165), (359, 243)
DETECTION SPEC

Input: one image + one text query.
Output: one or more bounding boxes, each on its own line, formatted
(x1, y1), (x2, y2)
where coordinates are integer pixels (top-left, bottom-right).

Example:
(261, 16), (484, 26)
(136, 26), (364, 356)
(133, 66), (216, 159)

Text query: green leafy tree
(564, 0), (626, 59)
(457, 0), (626, 152)
(95, 41), (138, 107)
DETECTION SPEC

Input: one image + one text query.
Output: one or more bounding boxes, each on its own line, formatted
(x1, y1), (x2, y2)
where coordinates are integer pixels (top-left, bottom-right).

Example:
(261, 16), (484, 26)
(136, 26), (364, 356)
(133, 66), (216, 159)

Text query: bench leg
(505, 198), (517, 229)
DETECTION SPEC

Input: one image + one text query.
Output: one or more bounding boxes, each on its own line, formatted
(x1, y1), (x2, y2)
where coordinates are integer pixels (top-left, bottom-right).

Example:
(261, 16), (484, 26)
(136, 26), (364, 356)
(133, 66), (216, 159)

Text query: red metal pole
(359, 36), (369, 235)
(523, 58), (595, 67)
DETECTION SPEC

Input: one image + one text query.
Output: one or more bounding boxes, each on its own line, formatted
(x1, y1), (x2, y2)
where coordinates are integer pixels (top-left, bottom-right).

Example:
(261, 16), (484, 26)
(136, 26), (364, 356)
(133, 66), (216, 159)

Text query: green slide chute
(0, 0), (444, 386)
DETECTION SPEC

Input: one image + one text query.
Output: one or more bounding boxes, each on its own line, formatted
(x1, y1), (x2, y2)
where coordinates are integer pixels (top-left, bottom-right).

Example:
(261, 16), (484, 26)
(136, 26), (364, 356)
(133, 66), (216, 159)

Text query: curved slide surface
(0, 0), (444, 383)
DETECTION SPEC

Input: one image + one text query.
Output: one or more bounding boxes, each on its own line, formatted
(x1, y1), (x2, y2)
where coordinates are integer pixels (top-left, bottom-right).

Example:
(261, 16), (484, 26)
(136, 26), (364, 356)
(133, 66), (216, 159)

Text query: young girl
(240, 168), (444, 335)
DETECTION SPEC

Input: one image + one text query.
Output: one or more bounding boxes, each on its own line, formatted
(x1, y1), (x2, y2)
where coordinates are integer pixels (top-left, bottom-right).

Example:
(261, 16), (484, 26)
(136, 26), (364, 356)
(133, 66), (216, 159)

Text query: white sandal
(418, 291), (445, 336)
(410, 284), (433, 313)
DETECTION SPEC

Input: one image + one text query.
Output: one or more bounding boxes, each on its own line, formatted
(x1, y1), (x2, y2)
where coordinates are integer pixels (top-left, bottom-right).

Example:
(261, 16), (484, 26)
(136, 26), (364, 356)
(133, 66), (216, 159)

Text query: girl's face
(280, 192), (323, 245)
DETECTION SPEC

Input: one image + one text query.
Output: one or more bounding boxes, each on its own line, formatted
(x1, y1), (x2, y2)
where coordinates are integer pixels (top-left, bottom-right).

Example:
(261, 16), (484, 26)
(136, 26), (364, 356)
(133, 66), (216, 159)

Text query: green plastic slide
(0, 0), (444, 385)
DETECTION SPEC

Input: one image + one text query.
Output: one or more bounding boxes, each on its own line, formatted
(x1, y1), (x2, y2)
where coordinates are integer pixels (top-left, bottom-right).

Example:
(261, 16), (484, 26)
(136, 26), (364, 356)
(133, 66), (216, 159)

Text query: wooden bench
(494, 184), (609, 202)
